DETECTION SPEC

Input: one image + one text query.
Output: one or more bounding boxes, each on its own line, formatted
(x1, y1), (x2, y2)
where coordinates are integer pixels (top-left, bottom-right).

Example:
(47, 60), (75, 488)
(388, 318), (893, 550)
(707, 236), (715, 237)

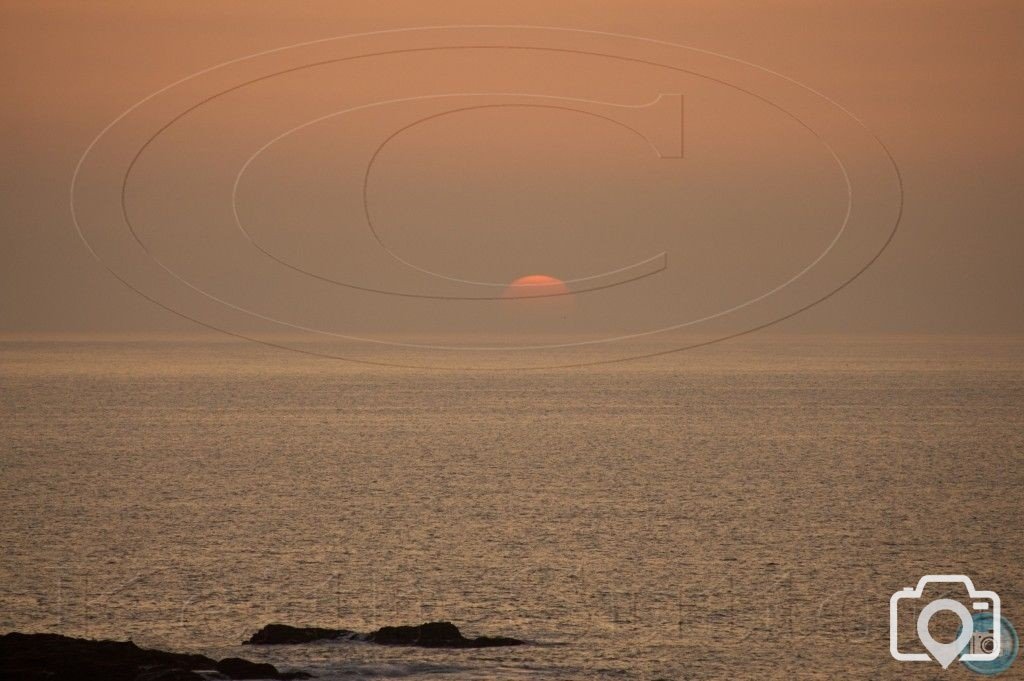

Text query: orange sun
(502, 274), (570, 299)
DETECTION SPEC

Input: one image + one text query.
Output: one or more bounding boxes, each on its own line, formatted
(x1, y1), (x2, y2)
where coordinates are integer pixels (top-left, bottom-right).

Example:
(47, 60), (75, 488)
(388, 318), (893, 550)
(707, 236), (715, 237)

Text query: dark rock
(216, 657), (311, 679)
(215, 657), (273, 679)
(245, 621), (523, 648)
(367, 621), (524, 648)
(367, 621), (463, 646)
(462, 634), (527, 647)
(244, 623), (354, 645)
(0, 632), (215, 681)
(0, 632), (311, 681)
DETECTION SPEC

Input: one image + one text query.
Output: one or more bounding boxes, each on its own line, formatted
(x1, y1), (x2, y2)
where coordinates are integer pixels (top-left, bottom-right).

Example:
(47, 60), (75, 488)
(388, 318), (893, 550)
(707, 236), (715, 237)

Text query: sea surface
(2, 337), (1022, 680)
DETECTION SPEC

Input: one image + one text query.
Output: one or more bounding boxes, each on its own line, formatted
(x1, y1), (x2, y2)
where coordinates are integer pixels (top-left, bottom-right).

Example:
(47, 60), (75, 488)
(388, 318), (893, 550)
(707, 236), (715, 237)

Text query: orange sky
(2, 1), (1022, 337)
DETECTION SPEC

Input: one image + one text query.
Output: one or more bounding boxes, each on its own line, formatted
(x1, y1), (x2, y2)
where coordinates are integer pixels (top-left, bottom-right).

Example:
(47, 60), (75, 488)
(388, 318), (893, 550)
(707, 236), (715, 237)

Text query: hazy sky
(2, 0), (1022, 338)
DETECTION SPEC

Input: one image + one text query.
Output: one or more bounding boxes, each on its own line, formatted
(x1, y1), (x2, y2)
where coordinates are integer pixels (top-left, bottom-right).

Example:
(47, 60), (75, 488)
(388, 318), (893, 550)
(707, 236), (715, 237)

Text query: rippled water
(2, 337), (1022, 679)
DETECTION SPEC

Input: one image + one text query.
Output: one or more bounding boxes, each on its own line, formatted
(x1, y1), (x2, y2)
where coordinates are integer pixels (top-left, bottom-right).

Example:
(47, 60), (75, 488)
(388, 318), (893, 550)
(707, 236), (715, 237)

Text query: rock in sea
(245, 621), (524, 648)
(216, 657), (295, 679)
(0, 631), (311, 681)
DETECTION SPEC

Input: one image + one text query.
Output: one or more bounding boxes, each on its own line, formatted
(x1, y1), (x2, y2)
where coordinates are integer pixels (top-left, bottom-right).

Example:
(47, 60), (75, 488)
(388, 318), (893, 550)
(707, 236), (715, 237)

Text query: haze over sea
(2, 336), (1022, 680)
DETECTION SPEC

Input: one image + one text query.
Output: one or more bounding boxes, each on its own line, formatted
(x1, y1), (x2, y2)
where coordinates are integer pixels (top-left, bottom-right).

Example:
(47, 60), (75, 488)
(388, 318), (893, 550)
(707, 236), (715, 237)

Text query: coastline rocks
(245, 624), (355, 645)
(216, 657), (307, 679)
(0, 632), (311, 681)
(369, 621), (524, 648)
(245, 621), (524, 648)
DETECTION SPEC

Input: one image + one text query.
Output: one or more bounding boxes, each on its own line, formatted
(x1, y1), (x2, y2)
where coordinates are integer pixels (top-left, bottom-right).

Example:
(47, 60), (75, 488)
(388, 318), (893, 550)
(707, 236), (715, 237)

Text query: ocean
(2, 337), (1022, 679)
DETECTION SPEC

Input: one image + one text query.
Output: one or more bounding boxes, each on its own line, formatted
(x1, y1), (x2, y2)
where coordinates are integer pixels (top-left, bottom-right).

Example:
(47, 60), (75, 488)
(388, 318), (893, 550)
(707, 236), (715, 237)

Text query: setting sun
(502, 274), (570, 299)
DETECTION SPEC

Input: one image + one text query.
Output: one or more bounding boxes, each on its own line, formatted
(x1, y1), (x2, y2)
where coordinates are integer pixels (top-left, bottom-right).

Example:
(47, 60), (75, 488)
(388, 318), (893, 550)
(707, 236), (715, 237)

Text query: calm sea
(2, 337), (1022, 679)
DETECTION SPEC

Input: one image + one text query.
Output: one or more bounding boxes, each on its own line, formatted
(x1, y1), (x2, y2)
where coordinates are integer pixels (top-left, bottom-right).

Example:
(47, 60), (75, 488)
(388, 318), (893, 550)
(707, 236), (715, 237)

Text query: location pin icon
(917, 599), (975, 669)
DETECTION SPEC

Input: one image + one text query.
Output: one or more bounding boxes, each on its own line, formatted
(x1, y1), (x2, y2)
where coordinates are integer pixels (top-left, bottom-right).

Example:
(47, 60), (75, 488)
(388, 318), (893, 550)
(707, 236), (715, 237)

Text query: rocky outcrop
(0, 632), (311, 681)
(245, 621), (524, 648)
(367, 621), (524, 648)
(245, 624), (355, 645)
(216, 657), (297, 679)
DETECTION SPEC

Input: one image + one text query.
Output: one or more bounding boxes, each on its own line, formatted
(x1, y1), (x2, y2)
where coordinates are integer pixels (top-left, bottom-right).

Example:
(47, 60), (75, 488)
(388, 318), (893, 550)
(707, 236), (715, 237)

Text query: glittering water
(2, 337), (1022, 679)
